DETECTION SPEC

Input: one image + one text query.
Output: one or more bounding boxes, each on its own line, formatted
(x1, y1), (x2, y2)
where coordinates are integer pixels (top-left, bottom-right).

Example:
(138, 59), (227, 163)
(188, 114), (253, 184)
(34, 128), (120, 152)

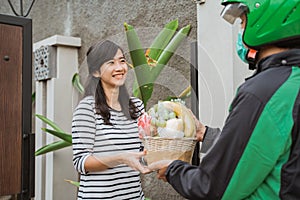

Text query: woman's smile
(112, 72), (125, 79)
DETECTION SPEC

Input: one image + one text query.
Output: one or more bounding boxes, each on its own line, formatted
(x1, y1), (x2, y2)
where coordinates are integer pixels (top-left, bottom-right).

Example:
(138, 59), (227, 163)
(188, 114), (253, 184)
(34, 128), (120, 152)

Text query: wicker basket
(142, 137), (197, 165)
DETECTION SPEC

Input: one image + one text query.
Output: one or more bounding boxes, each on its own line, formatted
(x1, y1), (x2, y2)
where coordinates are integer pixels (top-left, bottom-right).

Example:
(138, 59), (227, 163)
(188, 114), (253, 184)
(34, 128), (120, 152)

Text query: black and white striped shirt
(72, 96), (145, 200)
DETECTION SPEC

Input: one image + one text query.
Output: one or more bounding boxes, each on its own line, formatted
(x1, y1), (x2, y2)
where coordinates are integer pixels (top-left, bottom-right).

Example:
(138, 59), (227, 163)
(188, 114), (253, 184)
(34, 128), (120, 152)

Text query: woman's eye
(120, 59), (126, 63)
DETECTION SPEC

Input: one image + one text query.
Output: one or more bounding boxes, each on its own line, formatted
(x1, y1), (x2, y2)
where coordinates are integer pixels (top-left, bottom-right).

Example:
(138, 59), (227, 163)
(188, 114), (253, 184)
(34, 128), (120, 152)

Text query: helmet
(221, 0), (300, 50)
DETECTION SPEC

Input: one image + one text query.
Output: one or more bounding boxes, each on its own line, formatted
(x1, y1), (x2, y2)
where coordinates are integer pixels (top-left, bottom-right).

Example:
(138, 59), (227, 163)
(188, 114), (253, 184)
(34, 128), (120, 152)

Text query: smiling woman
(72, 40), (149, 200)
(93, 49), (128, 93)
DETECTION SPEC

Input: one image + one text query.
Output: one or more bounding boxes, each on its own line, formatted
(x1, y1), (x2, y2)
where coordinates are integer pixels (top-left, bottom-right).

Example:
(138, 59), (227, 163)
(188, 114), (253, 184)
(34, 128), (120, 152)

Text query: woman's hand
(121, 150), (150, 174)
(85, 150), (150, 173)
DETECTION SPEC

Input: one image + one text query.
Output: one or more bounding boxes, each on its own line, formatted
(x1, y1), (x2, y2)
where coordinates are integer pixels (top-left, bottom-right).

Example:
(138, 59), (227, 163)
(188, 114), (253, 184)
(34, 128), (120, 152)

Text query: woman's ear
(92, 70), (101, 78)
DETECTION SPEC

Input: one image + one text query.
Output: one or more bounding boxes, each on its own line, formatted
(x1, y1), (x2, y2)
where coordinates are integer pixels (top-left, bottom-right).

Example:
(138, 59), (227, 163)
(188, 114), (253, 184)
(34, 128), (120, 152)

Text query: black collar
(257, 49), (300, 72)
(246, 49), (300, 80)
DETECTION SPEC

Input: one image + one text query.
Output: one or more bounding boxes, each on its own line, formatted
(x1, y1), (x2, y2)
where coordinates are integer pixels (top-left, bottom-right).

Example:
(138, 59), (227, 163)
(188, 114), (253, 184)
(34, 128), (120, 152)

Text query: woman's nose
(115, 61), (126, 70)
(115, 64), (123, 71)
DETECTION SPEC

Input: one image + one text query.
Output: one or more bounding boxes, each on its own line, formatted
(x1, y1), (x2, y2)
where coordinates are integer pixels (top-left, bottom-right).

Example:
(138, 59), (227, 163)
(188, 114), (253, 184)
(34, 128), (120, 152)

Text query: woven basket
(142, 137), (197, 165)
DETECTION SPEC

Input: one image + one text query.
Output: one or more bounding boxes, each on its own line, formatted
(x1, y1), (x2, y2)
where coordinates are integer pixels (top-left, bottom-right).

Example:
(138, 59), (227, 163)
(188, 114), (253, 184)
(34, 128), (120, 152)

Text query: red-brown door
(0, 22), (23, 196)
(0, 14), (33, 199)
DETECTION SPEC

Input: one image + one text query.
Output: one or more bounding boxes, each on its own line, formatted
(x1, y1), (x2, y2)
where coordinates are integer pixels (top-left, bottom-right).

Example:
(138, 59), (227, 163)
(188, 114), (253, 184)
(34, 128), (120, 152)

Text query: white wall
(197, 1), (252, 128)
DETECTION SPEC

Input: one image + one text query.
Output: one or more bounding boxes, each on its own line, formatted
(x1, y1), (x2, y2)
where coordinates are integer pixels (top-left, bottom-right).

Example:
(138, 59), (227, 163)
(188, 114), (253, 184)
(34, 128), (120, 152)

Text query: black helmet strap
(246, 49), (258, 70)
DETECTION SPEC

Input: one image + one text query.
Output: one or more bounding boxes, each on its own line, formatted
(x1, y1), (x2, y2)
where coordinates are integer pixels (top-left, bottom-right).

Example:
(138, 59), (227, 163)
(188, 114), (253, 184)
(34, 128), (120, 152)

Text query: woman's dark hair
(84, 40), (139, 124)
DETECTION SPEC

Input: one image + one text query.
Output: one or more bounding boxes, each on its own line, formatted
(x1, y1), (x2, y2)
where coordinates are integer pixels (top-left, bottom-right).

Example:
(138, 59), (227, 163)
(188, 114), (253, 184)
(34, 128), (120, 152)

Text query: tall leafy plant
(124, 19), (191, 108)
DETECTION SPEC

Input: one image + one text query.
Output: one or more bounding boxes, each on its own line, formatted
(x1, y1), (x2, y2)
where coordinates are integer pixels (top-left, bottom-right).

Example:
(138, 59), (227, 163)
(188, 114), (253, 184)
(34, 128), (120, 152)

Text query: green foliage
(35, 114), (72, 156)
(72, 73), (84, 94)
(35, 140), (71, 156)
(124, 19), (191, 108)
(32, 92), (36, 104)
(65, 179), (80, 187)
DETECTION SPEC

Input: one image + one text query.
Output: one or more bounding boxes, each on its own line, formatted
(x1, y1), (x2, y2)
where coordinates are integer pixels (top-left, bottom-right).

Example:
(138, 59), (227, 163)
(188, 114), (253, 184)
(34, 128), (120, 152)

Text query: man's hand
(147, 160), (174, 182)
(189, 110), (206, 141)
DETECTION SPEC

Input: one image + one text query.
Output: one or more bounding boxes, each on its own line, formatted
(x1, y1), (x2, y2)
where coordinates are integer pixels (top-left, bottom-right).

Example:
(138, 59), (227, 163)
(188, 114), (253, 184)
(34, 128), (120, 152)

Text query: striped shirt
(72, 96), (145, 200)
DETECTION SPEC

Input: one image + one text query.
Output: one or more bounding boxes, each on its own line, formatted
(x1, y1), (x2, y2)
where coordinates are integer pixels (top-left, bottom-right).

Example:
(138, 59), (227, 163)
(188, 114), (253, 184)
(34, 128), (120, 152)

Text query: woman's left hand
(122, 150), (151, 174)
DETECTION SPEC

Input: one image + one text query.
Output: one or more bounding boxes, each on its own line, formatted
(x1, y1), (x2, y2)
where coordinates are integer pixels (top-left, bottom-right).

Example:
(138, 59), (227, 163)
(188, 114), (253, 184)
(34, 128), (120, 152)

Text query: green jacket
(166, 49), (300, 200)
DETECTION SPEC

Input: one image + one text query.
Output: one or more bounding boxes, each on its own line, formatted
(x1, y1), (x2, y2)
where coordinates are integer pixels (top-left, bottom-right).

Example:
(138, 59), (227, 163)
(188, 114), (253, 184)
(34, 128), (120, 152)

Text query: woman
(72, 40), (148, 200)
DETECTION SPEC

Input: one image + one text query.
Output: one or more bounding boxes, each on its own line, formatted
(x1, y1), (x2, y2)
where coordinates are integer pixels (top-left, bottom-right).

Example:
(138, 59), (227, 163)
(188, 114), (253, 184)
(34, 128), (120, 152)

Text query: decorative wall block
(34, 45), (56, 81)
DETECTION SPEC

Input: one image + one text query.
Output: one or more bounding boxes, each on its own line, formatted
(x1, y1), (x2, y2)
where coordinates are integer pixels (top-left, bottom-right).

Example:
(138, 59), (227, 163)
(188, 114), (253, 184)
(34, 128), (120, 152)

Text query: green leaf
(41, 128), (72, 143)
(32, 92), (36, 104)
(124, 21), (191, 108)
(65, 179), (80, 187)
(132, 80), (141, 98)
(124, 22), (148, 68)
(72, 73), (84, 94)
(124, 22), (152, 106)
(136, 83), (154, 109)
(152, 25), (191, 78)
(148, 19), (178, 61)
(36, 114), (64, 132)
(35, 140), (71, 156)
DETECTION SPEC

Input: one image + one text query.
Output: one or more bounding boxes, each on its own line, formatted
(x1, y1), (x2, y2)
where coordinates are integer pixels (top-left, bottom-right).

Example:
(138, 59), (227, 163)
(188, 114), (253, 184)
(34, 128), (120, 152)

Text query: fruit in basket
(166, 118), (183, 131)
(147, 101), (196, 138)
(138, 101), (197, 165)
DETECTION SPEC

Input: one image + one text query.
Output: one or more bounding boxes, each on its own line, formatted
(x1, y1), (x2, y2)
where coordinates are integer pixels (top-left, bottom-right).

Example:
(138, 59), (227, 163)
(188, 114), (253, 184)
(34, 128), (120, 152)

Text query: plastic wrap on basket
(138, 101), (197, 165)
(141, 136), (197, 165)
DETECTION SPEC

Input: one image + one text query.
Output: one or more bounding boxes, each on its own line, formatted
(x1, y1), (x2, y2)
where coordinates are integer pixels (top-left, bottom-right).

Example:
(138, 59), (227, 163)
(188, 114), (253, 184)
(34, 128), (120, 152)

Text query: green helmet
(221, 0), (300, 49)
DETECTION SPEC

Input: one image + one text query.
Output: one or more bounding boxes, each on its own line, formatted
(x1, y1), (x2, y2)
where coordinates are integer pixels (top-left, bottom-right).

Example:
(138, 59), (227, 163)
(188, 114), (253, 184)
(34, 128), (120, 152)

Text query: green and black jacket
(166, 49), (300, 200)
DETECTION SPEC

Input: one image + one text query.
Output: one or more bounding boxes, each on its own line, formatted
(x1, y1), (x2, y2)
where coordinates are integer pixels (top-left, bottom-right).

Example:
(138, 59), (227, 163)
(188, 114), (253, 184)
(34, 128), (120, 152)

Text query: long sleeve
(72, 98), (96, 174)
(201, 127), (221, 154)
(192, 127), (221, 165)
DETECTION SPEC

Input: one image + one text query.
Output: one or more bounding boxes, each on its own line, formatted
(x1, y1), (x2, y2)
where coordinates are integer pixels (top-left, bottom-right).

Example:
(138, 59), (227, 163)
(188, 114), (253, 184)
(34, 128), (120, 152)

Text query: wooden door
(0, 14), (33, 200)
(0, 20), (23, 196)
